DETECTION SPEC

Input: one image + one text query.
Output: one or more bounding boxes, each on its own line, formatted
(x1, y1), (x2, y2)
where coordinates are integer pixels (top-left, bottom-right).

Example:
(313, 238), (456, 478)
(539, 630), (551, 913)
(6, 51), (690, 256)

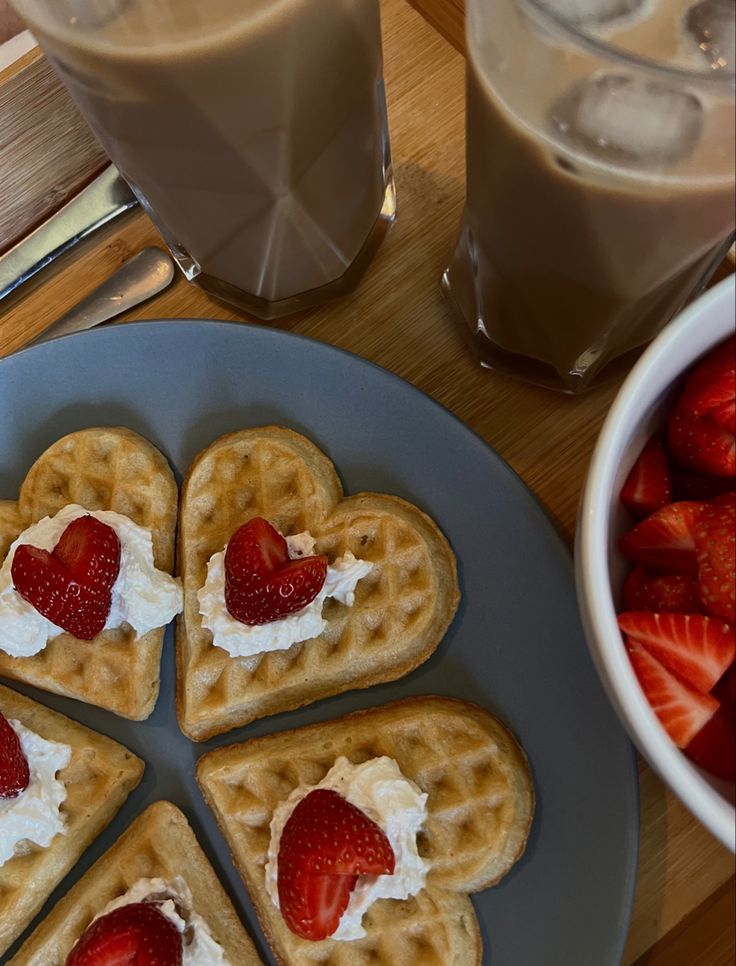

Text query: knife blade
(0, 164), (138, 303)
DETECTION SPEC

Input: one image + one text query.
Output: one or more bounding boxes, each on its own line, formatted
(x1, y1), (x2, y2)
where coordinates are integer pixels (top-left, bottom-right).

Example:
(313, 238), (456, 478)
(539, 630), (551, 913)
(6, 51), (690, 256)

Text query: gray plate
(0, 321), (638, 965)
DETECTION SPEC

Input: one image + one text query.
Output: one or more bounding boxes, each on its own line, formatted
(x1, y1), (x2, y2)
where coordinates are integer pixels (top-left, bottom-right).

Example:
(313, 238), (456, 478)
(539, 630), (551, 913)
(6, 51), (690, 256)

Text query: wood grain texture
(0, 0), (734, 962)
(0, 46), (107, 253)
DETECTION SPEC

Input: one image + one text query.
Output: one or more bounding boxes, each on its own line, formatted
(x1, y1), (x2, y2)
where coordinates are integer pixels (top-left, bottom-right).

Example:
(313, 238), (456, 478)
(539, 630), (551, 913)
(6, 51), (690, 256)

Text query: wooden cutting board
(0, 1), (733, 963)
(0, 25), (107, 253)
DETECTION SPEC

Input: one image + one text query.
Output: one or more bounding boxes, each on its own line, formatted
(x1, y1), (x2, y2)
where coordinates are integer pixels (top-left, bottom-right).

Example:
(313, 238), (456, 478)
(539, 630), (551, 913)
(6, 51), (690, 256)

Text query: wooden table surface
(0, 1), (734, 963)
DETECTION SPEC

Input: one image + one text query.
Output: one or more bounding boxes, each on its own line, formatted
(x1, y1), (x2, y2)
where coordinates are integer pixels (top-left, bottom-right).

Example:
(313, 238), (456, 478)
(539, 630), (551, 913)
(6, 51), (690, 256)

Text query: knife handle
(0, 164), (138, 302)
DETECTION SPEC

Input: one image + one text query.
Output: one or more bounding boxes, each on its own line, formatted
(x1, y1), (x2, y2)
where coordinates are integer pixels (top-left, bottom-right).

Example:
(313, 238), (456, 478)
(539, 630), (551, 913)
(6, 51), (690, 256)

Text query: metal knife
(0, 164), (138, 303)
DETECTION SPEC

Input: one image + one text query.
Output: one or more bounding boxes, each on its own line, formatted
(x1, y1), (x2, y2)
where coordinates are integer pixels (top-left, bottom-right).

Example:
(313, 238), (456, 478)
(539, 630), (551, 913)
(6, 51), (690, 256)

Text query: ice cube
(541, 0), (645, 28)
(685, 0), (735, 72)
(63, 0), (130, 28)
(549, 73), (704, 167)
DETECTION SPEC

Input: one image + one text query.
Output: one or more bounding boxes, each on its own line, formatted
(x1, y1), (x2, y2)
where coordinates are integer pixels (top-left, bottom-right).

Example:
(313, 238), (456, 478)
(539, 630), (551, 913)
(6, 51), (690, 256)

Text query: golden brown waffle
(177, 427), (460, 740)
(0, 683), (144, 957)
(0, 427), (179, 720)
(197, 696), (535, 965)
(9, 800), (263, 965)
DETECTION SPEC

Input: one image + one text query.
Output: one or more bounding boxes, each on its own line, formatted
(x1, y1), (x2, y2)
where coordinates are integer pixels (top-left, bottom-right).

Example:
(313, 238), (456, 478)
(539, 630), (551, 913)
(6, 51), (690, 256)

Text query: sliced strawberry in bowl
(622, 567), (703, 613)
(684, 702), (736, 782)
(619, 500), (705, 575)
(224, 517), (327, 625)
(679, 335), (735, 425)
(277, 788), (395, 940)
(693, 501), (736, 624)
(620, 434), (672, 519)
(66, 901), (183, 966)
(668, 402), (736, 479)
(618, 611), (735, 695)
(0, 711), (30, 799)
(11, 515), (121, 641)
(627, 645), (719, 748)
(671, 467), (735, 502)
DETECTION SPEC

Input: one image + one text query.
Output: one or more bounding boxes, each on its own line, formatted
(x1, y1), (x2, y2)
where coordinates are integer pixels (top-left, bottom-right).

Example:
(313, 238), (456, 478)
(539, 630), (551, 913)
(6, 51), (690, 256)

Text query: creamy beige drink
(443, 0), (735, 392)
(13, 0), (394, 317)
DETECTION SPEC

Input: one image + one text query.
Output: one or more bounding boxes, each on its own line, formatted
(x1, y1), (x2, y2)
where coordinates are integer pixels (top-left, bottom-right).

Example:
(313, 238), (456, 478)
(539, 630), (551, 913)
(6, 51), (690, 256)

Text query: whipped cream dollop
(0, 719), (71, 867)
(198, 531), (373, 659)
(0, 504), (183, 658)
(94, 876), (230, 965)
(265, 756), (429, 941)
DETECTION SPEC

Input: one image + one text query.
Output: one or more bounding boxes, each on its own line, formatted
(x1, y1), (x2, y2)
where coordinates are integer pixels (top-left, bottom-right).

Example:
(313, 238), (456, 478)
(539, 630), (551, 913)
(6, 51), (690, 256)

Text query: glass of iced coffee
(10, 0), (395, 319)
(442, 0), (735, 393)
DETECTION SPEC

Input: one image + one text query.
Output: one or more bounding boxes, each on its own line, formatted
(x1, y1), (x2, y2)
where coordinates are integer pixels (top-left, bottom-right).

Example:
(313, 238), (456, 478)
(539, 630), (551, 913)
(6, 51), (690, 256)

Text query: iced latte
(443, 0), (735, 392)
(12, 0), (395, 318)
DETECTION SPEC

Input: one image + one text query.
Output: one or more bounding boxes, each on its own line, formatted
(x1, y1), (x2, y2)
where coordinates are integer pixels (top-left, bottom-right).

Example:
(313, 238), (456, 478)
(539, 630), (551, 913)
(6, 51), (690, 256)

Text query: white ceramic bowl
(576, 274), (736, 852)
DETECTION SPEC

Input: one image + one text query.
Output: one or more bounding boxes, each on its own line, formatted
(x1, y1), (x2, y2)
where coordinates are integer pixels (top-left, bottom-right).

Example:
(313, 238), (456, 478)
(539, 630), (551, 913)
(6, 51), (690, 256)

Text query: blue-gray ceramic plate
(0, 321), (637, 965)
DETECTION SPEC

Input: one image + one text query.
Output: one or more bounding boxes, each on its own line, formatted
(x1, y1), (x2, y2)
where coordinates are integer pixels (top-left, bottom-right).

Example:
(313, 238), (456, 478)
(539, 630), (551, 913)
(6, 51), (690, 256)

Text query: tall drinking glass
(442, 0), (735, 393)
(11, 0), (396, 319)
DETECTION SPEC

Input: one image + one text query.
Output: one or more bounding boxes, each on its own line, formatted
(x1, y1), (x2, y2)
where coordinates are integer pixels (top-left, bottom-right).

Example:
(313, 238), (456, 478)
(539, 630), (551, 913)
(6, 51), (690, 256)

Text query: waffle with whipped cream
(0, 683), (144, 957)
(177, 427), (460, 741)
(8, 799), (263, 965)
(0, 427), (178, 719)
(197, 696), (535, 965)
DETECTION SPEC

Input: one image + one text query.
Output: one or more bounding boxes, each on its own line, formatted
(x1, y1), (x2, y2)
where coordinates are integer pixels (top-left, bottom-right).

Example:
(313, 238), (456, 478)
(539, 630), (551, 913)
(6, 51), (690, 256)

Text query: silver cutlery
(0, 165), (138, 303)
(28, 246), (175, 346)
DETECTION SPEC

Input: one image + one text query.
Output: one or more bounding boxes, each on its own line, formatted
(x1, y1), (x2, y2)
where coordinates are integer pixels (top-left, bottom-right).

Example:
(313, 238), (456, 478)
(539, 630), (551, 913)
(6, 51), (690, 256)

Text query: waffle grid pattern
(177, 428), (459, 740)
(9, 801), (263, 965)
(197, 697), (535, 966)
(0, 428), (178, 719)
(0, 684), (144, 956)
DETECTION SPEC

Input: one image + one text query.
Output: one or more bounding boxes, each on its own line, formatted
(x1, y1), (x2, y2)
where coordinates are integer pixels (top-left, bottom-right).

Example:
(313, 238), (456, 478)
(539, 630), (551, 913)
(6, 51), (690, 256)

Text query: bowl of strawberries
(576, 274), (735, 851)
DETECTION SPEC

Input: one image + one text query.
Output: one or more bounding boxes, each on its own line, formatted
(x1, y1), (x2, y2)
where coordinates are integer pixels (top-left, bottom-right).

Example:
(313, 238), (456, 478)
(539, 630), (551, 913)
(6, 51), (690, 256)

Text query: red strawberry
(668, 403), (736, 478)
(66, 902), (182, 966)
(693, 502), (736, 623)
(627, 645), (719, 747)
(224, 517), (327, 625)
(277, 788), (395, 940)
(622, 567), (703, 614)
(671, 467), (735, 502)
(619, 501), (705, 575)
(54, 515), (121, 590)
(620, 435), (672, 519)
(0, 711), (30, 799)
(718, 662), (736, 706)
(11, 516), (120, 641)
(679, 336), (736, 424)
(684, 703), (736, 781)
(619, 611), (735, 695)
(708, 399), (736, 435)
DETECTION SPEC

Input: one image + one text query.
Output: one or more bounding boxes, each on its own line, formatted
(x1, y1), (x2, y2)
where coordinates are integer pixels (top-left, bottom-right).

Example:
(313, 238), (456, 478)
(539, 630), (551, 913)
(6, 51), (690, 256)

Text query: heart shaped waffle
(0, 683), (144, 957)
(177, 427), (460, 740)
(9, 801), (262, 965)
(0, 428), (178, 720)
(197, 696), (535, 965)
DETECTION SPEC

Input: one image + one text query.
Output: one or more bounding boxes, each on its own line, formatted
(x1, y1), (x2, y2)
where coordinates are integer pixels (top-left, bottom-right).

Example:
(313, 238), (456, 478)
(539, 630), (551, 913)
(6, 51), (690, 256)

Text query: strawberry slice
(693, 502), (736, 624)
(277, 788), (395, 940)
(622, 567), (703, 614)
(684, 702), (736, 781)
(0, 711), (30, 799)
(66, 902), (182, 966)
(627, 645), (719, 747)
(671, 467), (735, 502)
(679, 336), (736, 424)
(224, 517), (327, 625)
(620, 435), (672, 519)
(619, 501), (705, 575)
(619, 611), (735, 695)
(668, 403), (736, 479)
(11, 516), (120, 641)
(54, 515), (121, 591)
